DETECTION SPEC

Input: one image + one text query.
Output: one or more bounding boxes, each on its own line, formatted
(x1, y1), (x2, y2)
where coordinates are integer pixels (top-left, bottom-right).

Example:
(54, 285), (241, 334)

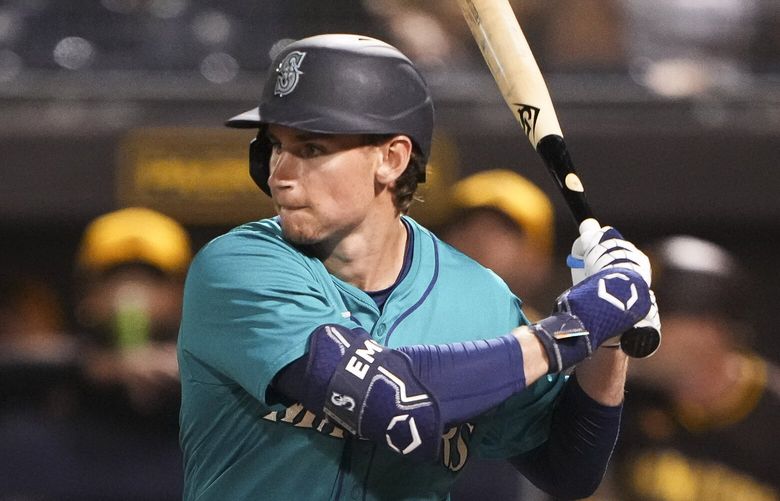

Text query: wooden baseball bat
(457, 0), (660, 358)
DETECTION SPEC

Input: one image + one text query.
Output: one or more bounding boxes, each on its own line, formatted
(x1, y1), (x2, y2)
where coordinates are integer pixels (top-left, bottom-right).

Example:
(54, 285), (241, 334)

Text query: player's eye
(299, 143), (325, 158)
(264, 134), (282, 152)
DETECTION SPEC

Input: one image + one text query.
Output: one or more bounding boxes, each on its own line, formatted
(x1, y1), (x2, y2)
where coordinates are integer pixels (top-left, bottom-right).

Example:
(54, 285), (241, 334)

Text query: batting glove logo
(275, 51), (306, 97)
(386, 414), (422, 455)
(598, 272), (639, 311)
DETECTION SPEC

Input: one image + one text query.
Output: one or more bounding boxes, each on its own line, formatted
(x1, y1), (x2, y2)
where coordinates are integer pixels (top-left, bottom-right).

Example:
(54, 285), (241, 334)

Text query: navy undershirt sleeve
(509, 375), (622, 499)
(396, 335), (526, 425)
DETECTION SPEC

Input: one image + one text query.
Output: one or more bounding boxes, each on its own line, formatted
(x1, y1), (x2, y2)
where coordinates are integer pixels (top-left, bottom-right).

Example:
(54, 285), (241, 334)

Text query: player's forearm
(272, 325), (543, 427)
(510, 373), (622, 499)
(511, 325), (550, 384)
(514, 323), (630, 406)
(372, 333), (530, 425)
(573, 346), (629, 406)
(271, 324), (533, 460)
(274, 327), (550, 429)
(270, 310), (634, 462)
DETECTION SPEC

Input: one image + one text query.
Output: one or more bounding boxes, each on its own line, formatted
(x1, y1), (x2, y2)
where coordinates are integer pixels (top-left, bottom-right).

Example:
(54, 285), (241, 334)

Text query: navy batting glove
(530, 268), (651, 373)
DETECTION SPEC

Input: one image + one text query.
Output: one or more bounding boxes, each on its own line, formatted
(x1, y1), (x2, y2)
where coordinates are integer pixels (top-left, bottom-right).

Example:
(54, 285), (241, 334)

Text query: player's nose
(268, 150), (300, 192)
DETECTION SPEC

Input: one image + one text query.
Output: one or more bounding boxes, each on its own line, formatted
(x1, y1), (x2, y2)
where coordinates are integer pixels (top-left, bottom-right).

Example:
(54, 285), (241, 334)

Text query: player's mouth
(276, 203), (308, 212)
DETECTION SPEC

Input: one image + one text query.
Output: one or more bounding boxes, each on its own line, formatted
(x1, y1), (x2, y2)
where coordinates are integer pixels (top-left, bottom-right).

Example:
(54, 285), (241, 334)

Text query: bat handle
(536, 136), (594, 225)
(536, 135), (661, 359)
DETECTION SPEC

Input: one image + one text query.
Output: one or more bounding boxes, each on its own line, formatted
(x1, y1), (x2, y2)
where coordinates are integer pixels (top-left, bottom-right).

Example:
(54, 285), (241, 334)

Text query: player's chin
(283, 230), (322, 246)
(279, 215), (325, 246)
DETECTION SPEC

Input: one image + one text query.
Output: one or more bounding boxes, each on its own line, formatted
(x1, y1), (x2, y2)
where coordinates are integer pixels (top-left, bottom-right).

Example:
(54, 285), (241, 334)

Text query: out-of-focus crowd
(1, 207), (189, 500)
(1, 0), (777, 95)
(365, 0), (779, 97)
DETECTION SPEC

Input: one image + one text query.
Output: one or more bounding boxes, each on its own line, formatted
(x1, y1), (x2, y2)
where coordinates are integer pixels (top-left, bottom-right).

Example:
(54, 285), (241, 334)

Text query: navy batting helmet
(226, 34), (435, 196)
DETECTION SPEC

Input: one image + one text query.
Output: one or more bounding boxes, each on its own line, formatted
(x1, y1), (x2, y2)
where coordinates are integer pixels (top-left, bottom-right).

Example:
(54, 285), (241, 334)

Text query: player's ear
(375, 135), (412, 185)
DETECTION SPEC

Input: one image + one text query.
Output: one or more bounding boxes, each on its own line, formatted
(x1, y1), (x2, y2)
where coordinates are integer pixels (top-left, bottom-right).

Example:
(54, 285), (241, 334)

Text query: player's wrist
(600, 336), (622, 349)
(525, 313), (592, 374)
(512, 326), (551, 380)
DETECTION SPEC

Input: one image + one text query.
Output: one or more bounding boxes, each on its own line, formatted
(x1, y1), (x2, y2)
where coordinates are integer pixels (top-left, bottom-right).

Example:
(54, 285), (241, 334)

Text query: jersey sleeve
(469, 373), (567, 459)
(178, 225), (349, 409)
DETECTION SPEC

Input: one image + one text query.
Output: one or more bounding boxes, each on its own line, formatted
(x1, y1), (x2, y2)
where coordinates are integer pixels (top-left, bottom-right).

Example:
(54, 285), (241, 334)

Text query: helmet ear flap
(249, 136), (272, 196)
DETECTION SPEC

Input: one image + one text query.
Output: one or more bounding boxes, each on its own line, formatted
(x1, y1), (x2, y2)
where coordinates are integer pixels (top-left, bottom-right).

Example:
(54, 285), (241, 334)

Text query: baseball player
(178, 34), (660, 500)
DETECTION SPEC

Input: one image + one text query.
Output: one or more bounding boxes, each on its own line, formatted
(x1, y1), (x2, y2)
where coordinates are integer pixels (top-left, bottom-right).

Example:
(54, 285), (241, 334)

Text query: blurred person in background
(73, 207), (191, 417)
(600, 235), (780, 501)
(437, 170), (562, 501)
(0, 206), (192, 500)
(437, 169), (560, 321)
(0, 272), (76, 412)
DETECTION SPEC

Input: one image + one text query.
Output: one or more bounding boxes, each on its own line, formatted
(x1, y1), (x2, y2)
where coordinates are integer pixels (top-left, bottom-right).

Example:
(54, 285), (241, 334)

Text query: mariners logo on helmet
(274, 51), (306, 97)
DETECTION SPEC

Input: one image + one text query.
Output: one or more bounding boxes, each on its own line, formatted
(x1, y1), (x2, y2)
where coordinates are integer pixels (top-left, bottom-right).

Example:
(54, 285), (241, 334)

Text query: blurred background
(0, 0), (779, 499)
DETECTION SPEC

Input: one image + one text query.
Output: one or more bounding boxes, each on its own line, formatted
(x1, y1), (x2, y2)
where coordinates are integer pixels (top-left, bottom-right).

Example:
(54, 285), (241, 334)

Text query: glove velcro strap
(529, 313), (592, 373)
(318, 328), (441, 460)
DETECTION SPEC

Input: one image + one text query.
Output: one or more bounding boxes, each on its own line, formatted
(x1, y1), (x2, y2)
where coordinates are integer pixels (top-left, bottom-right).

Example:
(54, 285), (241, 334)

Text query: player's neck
(319, 216), (408, 292)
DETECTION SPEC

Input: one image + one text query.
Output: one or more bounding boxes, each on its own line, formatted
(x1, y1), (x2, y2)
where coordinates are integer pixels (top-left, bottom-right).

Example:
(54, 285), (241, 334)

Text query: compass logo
(275, 51), (306, 97)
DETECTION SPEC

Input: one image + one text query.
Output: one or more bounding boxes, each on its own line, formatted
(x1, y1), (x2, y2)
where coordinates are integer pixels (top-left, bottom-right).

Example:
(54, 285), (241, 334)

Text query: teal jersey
(178, 216), (565, 500)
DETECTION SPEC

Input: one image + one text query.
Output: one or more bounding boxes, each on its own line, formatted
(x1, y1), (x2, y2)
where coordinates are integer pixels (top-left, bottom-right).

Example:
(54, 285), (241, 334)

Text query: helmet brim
(225, 107), (261, 128)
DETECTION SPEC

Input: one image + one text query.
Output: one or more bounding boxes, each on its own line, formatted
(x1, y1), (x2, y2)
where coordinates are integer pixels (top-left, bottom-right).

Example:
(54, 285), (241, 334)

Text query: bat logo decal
(514, 103), (540, 139)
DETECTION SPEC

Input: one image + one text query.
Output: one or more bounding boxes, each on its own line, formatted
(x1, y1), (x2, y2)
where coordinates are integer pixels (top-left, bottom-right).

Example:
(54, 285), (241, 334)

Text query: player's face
(264, 124), (386, 246)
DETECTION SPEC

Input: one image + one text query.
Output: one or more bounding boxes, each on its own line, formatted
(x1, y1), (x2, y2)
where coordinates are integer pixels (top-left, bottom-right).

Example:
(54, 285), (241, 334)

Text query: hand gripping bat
(457, 0), (660, 358)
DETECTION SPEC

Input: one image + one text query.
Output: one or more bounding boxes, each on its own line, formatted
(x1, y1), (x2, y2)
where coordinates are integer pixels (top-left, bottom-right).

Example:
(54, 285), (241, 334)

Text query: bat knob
(578, 218), (600, 236)
(620, 326), (661, 359)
